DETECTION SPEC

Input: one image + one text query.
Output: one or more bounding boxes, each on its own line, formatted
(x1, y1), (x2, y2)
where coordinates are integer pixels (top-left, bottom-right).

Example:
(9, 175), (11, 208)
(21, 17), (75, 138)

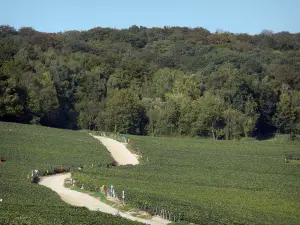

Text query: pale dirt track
(92, 135), (139, 165)
(39, 136), (169, 225)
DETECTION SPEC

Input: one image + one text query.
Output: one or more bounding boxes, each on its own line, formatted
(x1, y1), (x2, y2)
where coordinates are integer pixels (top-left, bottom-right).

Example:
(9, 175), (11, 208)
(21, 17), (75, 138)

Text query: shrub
(31, 175), (40, 184)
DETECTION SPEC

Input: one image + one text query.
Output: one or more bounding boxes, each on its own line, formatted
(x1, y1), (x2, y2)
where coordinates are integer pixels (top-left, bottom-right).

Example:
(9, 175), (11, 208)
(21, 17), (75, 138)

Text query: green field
(75, 135), (300, 225)
(1, 122), (300, 225)
(0, 122), (140, 225)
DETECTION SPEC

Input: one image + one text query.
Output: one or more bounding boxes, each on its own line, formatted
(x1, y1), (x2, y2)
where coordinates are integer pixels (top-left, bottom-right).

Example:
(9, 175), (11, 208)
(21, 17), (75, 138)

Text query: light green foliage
(276, 91), (300, 134)
(172, 74), (200, 99)
(154, 97), (180, 135)
(0, 87), (23, 117)
(142, 97), (165, 135)
(105, 89), (145, 134)
(207, 63), (238, 95)
(223, 108), (244, 140)
(243, 97), (259, 137)
(108, 68), (131, 90)
(192, 92), (225, 138)
(145, 40), (175, 55)
(0, 61), (24, 117)
(26, 71), (59, 123)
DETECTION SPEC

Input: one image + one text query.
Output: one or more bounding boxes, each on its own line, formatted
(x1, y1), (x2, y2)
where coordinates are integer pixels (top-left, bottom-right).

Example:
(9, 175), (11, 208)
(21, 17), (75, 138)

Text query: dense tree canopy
(1, 25), (300, 139)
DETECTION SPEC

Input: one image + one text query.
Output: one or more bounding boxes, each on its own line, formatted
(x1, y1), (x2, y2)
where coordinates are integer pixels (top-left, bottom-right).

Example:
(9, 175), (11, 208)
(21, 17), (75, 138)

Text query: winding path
(39, 135), (170, 225)
(92, 135), (139, 165)
(40, 173), (115, 213)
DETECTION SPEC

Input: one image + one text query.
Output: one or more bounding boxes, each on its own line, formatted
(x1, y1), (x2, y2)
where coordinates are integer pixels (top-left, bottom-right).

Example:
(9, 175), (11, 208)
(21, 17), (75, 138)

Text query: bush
(53, 165), (70, 174)
(107, 161), (118, 168)
(0, 156), (6, 162)
(31, 175), (40, 183)
(40, 166), (70, 177)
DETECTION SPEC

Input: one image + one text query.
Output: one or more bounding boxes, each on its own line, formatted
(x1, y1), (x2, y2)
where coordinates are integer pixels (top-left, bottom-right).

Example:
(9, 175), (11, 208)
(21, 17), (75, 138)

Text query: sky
(0, 0), (299, 34)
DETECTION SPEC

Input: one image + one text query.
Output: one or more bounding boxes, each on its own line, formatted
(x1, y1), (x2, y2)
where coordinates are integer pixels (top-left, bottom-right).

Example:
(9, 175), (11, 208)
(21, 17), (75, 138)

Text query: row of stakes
(70, 178), (126, 204)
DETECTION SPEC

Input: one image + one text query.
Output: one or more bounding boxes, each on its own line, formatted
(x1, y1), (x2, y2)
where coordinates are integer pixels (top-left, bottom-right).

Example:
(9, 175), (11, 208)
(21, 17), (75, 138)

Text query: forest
(1, 25), (300, 139)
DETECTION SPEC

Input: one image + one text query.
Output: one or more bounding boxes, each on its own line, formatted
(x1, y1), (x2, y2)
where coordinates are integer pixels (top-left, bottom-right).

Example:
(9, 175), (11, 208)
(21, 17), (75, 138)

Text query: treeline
(1, 25), (300, 139)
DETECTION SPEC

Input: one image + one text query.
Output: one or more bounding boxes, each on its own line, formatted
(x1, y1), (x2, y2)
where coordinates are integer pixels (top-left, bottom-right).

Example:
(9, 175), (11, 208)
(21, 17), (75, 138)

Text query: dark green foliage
(1, 26), (300, 138)
(105, 89), (146, 134)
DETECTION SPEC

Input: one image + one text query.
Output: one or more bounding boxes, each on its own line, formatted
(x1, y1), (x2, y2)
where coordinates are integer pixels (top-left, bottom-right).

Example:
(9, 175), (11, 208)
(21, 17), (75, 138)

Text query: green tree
(192, 92), (225, 139)
(0, 60), (24, 119)
(275, 91), (300, 134)
(27, 72), (59, 124)
(105, 89), (146, 134)
(242, 97), (259, 137)
(172, 74), (201, 99)
(151, 68), (184, 99)
(223, 108), (244, 140)
(1, 25), (300, 137)
(76, 99), (100, 130)
(142, 97), (164, 136)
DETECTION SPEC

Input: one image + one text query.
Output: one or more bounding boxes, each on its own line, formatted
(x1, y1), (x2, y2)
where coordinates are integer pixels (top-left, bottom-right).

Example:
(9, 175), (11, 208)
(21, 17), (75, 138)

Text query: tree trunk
(152, 122), (154, 135)
(244, 126), (248, 138)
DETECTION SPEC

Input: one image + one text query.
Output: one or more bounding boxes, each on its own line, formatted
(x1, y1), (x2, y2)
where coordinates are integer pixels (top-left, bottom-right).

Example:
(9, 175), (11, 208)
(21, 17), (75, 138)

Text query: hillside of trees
(1, 25), (300, 139)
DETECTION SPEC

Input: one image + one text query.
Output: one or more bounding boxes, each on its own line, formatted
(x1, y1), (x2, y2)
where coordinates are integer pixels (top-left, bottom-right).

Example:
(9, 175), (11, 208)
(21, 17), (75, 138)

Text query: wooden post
(122, 190), (125, 205)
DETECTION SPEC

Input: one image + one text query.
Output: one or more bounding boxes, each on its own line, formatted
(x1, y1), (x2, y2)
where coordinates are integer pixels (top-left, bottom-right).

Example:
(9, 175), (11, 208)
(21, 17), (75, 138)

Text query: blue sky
(1, 0), (299, 34)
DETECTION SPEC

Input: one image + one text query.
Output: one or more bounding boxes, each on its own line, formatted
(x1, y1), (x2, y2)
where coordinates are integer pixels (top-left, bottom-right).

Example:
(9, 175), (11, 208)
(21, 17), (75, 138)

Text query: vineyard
(74, 135), (300, 225)
(0, 122), (141, 225)
(1, 121), (300, 224)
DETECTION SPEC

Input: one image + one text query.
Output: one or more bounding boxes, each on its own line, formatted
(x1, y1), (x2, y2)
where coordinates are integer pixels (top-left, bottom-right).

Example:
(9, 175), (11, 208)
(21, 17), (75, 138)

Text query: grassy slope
(75, 135), (300, 225)
(0, 122), (140, 225)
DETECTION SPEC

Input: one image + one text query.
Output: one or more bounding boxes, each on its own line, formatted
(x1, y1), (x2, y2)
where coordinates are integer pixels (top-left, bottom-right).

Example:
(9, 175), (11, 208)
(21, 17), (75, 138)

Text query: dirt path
(40, 173), (168, 224)
(39, 173), (115, 213)
(92, 135), (139, 165)
(39, 136), (170, 225)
